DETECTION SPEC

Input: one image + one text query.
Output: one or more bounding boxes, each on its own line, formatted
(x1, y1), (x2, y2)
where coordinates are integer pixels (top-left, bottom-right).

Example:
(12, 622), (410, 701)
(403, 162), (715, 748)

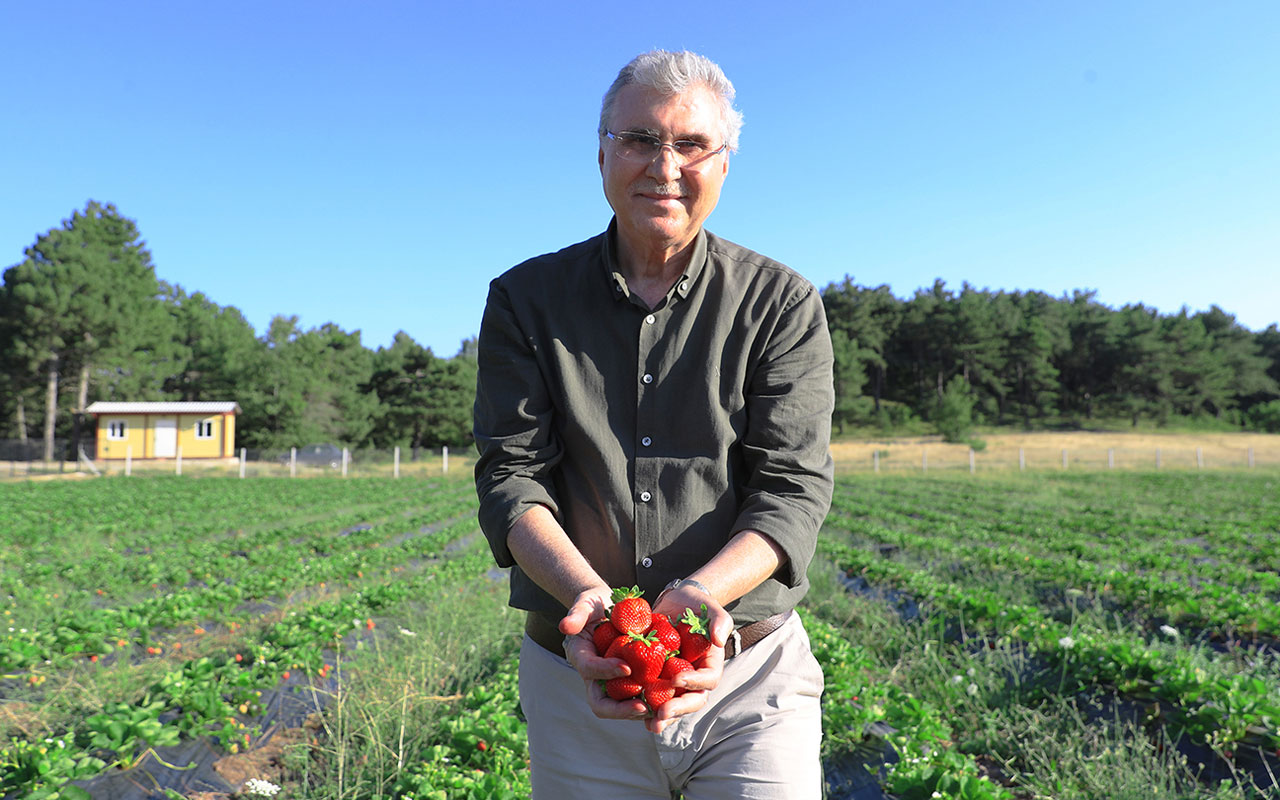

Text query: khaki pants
(518, 612), (824, 799)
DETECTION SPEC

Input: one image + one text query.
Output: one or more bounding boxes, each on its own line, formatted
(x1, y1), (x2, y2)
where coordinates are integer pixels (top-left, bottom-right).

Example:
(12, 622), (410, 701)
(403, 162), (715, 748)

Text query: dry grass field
(830, 430), (1280, 473)
(5, 433), (1279, 481)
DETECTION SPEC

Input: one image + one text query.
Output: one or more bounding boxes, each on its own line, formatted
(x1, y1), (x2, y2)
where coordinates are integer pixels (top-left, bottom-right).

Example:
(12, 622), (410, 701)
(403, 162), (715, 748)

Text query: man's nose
(645, 146), (683, 182)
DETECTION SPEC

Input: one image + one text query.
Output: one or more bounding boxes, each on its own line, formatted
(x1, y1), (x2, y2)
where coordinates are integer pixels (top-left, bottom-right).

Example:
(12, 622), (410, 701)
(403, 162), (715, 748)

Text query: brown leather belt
(525, 609), (792, 660)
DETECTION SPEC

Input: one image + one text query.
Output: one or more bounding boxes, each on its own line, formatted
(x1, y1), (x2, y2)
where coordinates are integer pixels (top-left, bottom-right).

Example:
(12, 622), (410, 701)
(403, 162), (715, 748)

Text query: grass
(279, 564), (523, 799)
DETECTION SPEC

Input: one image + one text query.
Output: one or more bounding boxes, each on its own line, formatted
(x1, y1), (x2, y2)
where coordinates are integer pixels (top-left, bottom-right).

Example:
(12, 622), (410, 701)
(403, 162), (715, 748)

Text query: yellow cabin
(85, 402), (240, 460)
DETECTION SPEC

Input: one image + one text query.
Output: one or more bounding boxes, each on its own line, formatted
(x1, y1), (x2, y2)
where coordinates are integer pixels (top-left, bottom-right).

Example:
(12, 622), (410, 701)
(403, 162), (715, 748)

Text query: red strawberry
(643, 678), (676, 710)
(621, 631), (667, 683)
(604, 634), (628, 661)
(660, 655), (694, 696)
(649, 613), (682, 653)
(593, 620), (622, 656)
(676, 605), (713, 664)
(610, 586), (652, 636)
(604, 675), (644, 700)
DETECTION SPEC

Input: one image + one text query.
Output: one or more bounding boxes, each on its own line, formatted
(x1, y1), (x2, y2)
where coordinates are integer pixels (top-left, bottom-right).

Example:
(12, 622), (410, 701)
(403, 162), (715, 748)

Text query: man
(474, 50), (834, 798)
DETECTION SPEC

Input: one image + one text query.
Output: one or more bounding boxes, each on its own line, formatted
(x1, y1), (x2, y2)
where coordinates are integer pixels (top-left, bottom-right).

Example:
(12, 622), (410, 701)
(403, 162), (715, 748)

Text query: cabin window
(107, 420), (127, 440)
(195, 419), (215, 439)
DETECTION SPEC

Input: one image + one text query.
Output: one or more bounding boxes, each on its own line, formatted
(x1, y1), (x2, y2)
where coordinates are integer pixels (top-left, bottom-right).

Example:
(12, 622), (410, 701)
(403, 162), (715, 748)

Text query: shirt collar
(603, 218), (707, 304)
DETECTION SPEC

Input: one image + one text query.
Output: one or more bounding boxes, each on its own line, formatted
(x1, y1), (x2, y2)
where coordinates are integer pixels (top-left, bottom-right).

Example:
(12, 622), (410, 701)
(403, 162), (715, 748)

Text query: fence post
(1196, 447), (1203, 469)
(1108, 448), (1114, 469)
(176, 446), (182, 476)
(442, 445), (449, 474)
(342, 447), (349, 477)
(394, 446), (400, 479)
(1249, 446), (1255, 468)
(240, 448), (246, 479)
(1019, 448), (1025, 471)
(126, 446), (132, 477)
(291, 447), (297, 478)
(1156, 448), (1161, 469)
(873, 450), (879, 474)
(969, 449), (975, 474)
(921, 448), (927, 473)
(1062, 449), (1068, 469)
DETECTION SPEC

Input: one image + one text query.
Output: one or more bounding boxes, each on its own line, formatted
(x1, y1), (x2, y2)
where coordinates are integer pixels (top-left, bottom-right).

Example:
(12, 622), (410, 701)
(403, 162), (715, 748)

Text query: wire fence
(0, 441), (473, 480)
(829, 432), (1280, 474)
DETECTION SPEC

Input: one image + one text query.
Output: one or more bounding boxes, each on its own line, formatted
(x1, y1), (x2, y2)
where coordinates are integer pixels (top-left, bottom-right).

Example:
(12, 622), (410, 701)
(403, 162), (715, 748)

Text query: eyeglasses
(604, 130), (728, 166)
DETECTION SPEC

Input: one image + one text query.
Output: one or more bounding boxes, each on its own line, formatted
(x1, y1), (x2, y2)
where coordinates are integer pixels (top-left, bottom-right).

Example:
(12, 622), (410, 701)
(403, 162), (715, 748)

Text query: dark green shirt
(473, 221), (834, 626)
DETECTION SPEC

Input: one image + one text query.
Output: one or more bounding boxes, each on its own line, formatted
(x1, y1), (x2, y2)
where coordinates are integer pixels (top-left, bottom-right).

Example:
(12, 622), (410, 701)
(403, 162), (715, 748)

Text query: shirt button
(645, 314), (656, 324)
(642, 436), (652, 447)
(679, 281), (689, 292)
(639, 491), (652, 502)
(641, 557), (653, 568)
(642, 373), (653, 384)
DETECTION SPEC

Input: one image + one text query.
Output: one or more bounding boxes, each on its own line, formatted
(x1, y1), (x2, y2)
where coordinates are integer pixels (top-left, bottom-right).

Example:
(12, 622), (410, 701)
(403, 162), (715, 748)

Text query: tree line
(822, 277), (1280, 438)
(0, 202), (476, 461)
(3, 202), (1279, 463)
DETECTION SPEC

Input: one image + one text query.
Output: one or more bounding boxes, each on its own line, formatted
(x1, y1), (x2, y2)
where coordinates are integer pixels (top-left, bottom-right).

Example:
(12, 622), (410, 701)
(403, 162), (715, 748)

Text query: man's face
(599, 83), (730, 257)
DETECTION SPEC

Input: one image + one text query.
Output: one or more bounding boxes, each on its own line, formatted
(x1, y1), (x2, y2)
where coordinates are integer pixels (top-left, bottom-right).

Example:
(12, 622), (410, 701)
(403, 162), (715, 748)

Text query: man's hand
(560, 588), (653, 722)
(559, 584), (736, 732)
(645, 583), (735, 734)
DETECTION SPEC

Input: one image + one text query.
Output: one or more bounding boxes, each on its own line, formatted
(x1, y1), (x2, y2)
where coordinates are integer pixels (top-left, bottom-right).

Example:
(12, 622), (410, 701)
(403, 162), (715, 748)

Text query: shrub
(935, 377), (976, 443)
(1245, 400), (1280, 433)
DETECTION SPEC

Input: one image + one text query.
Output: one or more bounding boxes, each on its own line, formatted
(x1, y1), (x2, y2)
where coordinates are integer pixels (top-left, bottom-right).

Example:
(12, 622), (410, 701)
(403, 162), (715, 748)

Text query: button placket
(632, 302), (665, 570)
(634, 306), (662, 570)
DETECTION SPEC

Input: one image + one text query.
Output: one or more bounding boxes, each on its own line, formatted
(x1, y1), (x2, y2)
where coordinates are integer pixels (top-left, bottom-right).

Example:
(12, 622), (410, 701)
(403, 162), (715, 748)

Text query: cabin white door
(153, 418), (177, 457)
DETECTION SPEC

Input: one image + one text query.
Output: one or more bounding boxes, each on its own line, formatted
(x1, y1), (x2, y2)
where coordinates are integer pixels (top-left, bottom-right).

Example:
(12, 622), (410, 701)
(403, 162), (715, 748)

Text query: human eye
(673, 139), (710, 157)
(619, 132), (660, 150)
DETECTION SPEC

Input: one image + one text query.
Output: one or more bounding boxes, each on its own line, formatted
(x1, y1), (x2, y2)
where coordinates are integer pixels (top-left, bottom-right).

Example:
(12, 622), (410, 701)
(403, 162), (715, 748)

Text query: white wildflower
(966, 667), (976, 677)
(1058, 636), (1075, 649)
(242, 778), (281, 797)
(399, 627), (417, 637)
(951, 675), (964, 684)
(1159, 624), (1179, 638)
(967, 683), (979, 696)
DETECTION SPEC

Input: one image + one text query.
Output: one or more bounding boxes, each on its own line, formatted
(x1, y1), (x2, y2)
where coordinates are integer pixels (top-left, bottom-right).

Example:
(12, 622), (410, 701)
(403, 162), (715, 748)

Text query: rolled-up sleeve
(473, 277), (563, 568)
(732, 283), (835, 588)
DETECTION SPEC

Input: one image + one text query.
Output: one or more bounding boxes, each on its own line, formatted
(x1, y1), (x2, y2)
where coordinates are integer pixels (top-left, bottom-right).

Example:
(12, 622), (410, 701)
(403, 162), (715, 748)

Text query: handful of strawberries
(592, 586), (713, 712)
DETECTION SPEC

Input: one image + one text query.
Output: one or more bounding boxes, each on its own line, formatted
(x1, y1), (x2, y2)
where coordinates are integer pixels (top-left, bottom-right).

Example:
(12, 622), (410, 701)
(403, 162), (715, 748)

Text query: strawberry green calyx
(626, 630), (659, 646)
(611, 585), (644, 603)
(679, 604), (710, 635)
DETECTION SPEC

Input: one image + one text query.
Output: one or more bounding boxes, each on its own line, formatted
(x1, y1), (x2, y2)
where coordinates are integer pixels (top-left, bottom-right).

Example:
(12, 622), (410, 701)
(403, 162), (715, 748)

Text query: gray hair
(598, 50), (744, 152)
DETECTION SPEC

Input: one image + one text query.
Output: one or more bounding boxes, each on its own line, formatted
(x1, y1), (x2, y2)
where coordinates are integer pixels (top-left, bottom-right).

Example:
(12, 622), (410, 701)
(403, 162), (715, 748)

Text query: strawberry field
(2, 469), (1278, 799)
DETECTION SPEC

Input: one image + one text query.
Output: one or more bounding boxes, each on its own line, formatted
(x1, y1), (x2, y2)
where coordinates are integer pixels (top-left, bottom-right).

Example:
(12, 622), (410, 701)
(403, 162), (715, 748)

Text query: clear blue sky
(3, 1), (1277, 356)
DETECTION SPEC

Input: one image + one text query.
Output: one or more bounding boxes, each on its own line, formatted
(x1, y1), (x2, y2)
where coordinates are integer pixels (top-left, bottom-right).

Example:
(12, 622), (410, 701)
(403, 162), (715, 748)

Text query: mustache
(643, 183), (684, 197)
